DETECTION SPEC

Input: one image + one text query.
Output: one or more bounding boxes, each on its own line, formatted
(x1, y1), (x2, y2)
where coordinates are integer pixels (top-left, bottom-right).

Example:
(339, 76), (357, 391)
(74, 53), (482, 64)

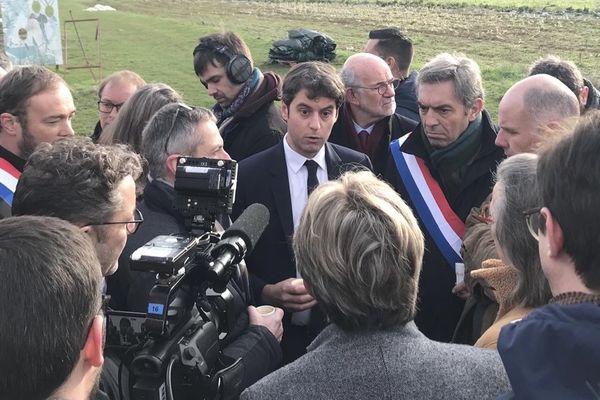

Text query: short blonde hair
(293, 170), (424, 331)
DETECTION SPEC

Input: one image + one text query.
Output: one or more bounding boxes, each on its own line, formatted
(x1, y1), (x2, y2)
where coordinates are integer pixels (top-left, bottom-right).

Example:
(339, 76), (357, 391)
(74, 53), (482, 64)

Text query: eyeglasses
(87, 208), (144, 235)
(523, 207), (544, 241)
(352, 78), (399, 96)
(97, 101), (125, 114)
(164, 103), (194, 154)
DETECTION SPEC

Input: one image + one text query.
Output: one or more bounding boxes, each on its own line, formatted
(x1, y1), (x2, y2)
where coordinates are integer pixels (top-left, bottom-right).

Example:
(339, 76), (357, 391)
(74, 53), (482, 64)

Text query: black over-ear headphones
(193, 43), (253, 84)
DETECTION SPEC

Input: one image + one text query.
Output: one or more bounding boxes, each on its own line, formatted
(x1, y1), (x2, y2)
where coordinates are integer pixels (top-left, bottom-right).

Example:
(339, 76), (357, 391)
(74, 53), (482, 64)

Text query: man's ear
(543, 207), (565, 257)
(83, 315), (104, 368)
(579, 85), (589, 108)
(80, 225), (93, 236)
(346, 87), (360, 106)
(166, 154), (180, 178)
(0, 113), (20, 136)
(384, 56), (397, 71)
(467, 98), (484, 122)
(281, 102), (289, 122)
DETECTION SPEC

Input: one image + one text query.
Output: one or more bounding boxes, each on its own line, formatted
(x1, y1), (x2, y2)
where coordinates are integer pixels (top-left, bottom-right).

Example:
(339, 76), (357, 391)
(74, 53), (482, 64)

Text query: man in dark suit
(232, 61), (372, 363)
(384, 53), (504, 343)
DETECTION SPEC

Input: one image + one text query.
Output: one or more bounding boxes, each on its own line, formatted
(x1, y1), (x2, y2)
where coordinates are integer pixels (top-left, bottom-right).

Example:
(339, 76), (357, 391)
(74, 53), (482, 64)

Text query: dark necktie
(305, 159), (319, 195)
(358, 130), (369, 151)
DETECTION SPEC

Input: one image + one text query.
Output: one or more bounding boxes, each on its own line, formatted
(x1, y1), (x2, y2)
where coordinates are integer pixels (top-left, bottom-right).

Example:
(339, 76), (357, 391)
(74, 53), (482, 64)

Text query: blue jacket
(498, 302), (600, 399)
(395, 70), (420, 122)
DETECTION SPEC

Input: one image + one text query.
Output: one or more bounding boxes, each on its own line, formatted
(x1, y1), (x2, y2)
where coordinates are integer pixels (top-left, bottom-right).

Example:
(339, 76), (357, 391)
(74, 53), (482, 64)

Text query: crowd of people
(0, 26), (599, 400)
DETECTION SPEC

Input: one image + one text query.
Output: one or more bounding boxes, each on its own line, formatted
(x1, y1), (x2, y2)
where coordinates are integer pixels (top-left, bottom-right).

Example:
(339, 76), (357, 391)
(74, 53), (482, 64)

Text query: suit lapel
(325, 142), (343, 180)
(270, 143), (295, 239)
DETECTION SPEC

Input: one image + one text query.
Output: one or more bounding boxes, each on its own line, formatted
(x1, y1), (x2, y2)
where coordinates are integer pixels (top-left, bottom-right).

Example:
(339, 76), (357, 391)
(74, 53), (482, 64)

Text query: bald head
(341, 53), (390, 85)
(496, 74), (579, 156)
(340, 53), (396, 127)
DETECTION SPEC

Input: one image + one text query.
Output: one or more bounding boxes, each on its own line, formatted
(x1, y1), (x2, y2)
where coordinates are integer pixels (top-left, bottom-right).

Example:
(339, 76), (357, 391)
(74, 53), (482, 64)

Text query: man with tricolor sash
(384, 53), (504, 342)
(0, 65), (76, 219)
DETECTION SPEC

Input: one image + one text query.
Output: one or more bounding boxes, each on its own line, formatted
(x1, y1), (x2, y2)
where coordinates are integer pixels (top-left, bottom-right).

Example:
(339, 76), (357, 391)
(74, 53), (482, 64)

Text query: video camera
(105, 157), (269, 400)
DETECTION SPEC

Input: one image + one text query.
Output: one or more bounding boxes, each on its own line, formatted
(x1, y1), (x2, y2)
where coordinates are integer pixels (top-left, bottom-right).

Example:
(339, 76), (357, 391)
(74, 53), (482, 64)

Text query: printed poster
(1, 0), (63, 65)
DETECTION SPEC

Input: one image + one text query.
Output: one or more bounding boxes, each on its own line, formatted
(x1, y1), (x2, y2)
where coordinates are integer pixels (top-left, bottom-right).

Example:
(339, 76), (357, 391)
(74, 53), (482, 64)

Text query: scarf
(424, 114), (483, 199)
(213, 68), (261, 125)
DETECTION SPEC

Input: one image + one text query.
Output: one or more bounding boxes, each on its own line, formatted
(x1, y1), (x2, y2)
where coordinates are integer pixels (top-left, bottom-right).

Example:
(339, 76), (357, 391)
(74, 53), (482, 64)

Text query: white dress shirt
(283, 134), (328, 325)
(283, 135), (328, 230)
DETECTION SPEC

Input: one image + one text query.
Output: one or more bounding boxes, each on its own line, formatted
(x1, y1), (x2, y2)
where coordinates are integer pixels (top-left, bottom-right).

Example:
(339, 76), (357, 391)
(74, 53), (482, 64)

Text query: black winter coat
(384, 110), (504, 342)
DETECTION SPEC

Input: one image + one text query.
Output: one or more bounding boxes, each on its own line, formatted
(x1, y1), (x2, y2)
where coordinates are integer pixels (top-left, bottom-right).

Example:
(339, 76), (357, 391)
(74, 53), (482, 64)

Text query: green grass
(253, 0), (600, 12)
(49, 0), (600, 134)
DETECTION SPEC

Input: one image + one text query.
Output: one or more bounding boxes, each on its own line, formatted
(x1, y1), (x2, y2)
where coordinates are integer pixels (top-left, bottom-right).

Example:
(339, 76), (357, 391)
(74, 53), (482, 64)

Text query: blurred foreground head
(0, 215), (104, 400)
(294, 170), (424, 331)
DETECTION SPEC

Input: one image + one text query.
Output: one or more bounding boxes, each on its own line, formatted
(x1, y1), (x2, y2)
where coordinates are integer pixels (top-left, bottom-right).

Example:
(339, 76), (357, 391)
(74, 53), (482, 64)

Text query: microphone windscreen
(222, 203), (270, 254)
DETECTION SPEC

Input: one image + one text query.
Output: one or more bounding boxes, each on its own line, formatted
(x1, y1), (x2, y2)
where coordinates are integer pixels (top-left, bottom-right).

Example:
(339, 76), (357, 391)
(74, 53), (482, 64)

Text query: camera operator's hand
(261, 278), (317, 312)
(247, 305), (284, 342)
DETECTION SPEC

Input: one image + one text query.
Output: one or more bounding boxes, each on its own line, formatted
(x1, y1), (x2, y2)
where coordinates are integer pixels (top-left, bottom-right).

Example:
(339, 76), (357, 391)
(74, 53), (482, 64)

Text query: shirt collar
(283, 133), (327, 174)
(352, 120), (374, 135)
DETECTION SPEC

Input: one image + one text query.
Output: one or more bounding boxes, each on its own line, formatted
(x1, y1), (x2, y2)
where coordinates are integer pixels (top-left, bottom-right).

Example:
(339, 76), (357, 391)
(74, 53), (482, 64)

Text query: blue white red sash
(0, 157), (21, 206)
(390, 136), (464, 267)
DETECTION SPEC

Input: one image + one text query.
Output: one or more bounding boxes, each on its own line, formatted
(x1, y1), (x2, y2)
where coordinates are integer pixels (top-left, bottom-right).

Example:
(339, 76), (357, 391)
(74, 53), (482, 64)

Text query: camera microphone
(207, 203), (270, 282)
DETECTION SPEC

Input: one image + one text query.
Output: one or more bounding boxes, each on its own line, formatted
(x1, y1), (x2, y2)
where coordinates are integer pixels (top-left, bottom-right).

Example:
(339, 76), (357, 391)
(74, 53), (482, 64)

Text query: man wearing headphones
(193, 32), (286, 161)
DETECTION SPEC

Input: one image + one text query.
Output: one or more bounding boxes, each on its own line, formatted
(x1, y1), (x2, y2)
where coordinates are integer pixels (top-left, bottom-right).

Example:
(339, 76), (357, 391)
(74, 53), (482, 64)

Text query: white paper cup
(256, 305), (275, 316)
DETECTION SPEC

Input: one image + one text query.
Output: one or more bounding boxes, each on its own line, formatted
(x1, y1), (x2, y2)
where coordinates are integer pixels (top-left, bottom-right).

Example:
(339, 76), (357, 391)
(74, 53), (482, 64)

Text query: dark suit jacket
(232, 141), (372, 303)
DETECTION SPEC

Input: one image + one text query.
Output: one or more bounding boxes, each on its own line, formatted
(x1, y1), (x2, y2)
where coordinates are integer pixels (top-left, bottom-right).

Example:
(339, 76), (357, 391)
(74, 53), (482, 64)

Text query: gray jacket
(241, 322), (510, 400)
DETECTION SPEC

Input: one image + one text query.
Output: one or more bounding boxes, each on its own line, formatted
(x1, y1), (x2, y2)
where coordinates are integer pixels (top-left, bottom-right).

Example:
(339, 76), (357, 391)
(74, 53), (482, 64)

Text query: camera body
(106, 157), (244, 400)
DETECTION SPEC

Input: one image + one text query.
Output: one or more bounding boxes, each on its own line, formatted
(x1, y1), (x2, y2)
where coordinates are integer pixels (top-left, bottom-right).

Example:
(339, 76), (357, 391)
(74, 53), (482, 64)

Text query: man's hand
(247, 306), (284, 342)
(261, 278), (317, 312)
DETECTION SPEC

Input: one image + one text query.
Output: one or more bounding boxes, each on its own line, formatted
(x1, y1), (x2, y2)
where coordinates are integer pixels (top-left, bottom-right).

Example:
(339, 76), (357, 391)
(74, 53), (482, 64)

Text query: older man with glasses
(329, 52), (417, 176)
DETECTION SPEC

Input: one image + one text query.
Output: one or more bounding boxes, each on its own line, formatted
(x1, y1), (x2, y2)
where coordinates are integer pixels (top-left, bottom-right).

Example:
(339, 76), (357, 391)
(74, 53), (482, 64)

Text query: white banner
(1, 0), (63, 65)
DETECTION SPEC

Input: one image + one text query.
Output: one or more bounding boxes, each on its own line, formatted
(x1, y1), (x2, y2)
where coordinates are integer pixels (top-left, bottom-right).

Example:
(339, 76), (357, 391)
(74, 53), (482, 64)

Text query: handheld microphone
(207, 203), (270, 282)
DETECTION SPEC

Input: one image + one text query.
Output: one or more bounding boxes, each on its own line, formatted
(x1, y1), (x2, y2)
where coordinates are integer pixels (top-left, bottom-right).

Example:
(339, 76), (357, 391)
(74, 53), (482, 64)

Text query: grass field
(50, 0), (600, 134)
(251, 0), (600, 12)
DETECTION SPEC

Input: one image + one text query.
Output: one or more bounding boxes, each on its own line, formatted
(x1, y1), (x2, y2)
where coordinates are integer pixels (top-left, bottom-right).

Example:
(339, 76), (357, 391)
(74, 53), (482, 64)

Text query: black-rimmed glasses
(164, 103), (194, 154)
(523, 207), (544, 241)
(87, 208), (144, 235)
(352, 78), (400, 96)
(97, 101), (125, 114)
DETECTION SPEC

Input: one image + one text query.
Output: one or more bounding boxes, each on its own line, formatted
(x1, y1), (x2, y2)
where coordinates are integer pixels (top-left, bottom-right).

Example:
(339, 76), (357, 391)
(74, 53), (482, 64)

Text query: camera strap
(211, 354), (244, 400)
